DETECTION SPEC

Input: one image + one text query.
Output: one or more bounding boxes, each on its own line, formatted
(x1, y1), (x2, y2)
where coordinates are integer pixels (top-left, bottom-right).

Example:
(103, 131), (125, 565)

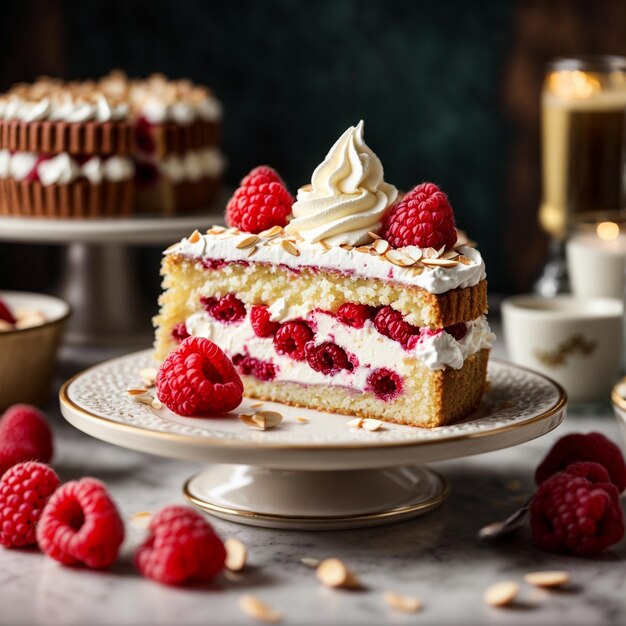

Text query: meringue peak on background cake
(286, 120), (398, 246)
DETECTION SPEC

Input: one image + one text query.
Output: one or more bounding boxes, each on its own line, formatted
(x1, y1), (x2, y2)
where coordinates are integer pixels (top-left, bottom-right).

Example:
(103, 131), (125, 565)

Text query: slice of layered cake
(154, 121), (493, 427)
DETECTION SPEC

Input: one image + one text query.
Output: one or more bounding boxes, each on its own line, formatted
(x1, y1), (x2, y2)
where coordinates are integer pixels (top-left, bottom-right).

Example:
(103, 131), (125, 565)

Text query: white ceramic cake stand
(0, 194), (227, 347)
(59, 351), (566, 530)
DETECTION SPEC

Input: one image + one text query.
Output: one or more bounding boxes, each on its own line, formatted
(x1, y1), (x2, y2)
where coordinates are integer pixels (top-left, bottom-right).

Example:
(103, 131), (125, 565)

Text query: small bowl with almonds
(0, 291), (70, 411)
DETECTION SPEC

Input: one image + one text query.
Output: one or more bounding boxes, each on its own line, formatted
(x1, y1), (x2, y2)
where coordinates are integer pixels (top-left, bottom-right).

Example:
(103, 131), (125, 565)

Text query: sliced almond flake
(437, 245), (446, 256)
(442, 250), (460, 260)
(319, 239), (331, 253)
(131, 393), (155, 406)
(316, 558), (361, 589)
(250, 402), (264, 408)
(129, 511), (153, 529)
(281, 239), (300, 257)
(368, 231), (382, 240)
(340, 244), (354, 251)
(235, 234), (259, 249)
(362, 418), (383, 432)
(138, 367), (158, 387)
(458, 255), (473, 265)
(224, 226), (241, 235)
(259, 225), (283, 238)
(252, 411), (283, 430)
(423, 247), (438, 259)
(225, 538), (247, 572)
(187, 229), (201, 244)
(247, 245), (258, 258)
(354, 246), (372, 254)
(483, 581), (519, 607)
(523, 571), (570, 588)
(347, 417), (364, 429)
(207, 225), (226, 234)
(300, 557), (320, 568)
(296, 417), (309, 424)
(383, 592), (422, 613)
(127, 388), (149, 395)
(422, 258), (459, 268)
(151, 398), (163, 410)
(385, 250), (414, 267)
(404, 246), (423, 262)
(372, 239), (390, 254)
(239, 414), (257, 428)
(238, 595), (282, 624)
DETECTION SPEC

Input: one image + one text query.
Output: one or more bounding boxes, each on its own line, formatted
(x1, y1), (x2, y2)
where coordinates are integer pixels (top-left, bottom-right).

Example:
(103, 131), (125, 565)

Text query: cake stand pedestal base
(183, 464), (449, 530)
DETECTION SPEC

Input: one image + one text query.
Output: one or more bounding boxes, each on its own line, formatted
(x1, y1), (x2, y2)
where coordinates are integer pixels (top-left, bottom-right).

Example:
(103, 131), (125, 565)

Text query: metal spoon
(478, 498), (532, 540)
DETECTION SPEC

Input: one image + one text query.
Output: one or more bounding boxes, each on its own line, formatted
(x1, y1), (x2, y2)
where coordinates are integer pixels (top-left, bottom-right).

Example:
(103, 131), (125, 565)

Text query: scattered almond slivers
(127, 388), (149, 395)
(281, 239), (300, 257)
(372, 239), (390, 254)
(483, 581), (519, 607)
(236, 234), (259, 249)
(129, 511), (153, 529)
(347, 417), (364, 429)
(295, 417), (309, 424)
(225, 538), (247, 572)
(300, 557), (320, 568)
(318, 239), (331, 253)
(523, 571), (570, 588)
(316, 558), (361, 589)
(361, 418), (383, 432)
(238, 595), (282, 624)
(187, 229), (201, 243)
(240, 411), (283, 431)
(422, 258), (459, 268)
(259, 225), (283, 238)
(383, 591), (422, 614)
(385, 249), (414, 267)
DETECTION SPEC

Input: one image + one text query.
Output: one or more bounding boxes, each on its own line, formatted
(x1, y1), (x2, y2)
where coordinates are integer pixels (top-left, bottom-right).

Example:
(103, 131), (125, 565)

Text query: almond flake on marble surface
(187, 229), (201, 243)
(138, 367), (157, 387)
(362, 418), (383, 432)
(295, 417), (309, 424)
(235, 234), (259, 249)
(238, 595), (282, 624)
(372, 239), (390, 254)
(383, 592), (422, 613)
(259, 225), (283, 238)
(422, 258), (459, 268)
(347, 417), (364, 429)
(129, 511), (153, 529)
(300, 557), (321, 568)
(316, 558), (361, 589)
(483, 581), (519, 607)
(368, 231), (382, 240)
(281, 239), (300, 257)
(523, 571), (570, 588)
(385, 250), (414, 267)
(225, 538), (247, 572)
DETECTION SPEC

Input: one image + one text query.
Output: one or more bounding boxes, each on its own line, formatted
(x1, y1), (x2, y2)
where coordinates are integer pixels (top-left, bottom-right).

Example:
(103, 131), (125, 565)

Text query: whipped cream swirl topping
(286, 120), (397, 246)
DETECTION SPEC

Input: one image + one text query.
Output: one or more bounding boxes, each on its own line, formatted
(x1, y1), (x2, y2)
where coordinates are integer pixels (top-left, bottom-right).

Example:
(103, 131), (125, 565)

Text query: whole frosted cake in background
(0, 71), (224, 218)
(154, 121), (494, 428)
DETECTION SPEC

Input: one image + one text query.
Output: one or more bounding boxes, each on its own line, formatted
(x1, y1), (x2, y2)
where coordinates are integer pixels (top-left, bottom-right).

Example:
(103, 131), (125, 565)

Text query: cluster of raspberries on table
(530, 432), (626, 556)
(0, 404), (226, 585)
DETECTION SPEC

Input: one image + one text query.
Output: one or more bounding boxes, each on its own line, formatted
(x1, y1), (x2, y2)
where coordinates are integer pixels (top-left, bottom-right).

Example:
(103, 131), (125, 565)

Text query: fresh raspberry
(0, 462), (60, 548)
(0, 404), (54, 477)
(530, 461), (624, 556)
(366, 368), (404, 402)
(306, 342), (352, 375)
(232, 354), (277, 381)
(535, 432), (626, 492)
(171, 322), (190, 343)
(373, 306), (420, 347)
(37, 478), (124, 568)
(445, 322), (468, 341)
(381, 182), (457, 250)
(226, 166), (294, 234)
(0, 297), (15, 324)
(135, 505), (226, 585)
(336, 303), (377, 329)
(250, 305), (280, 337)
(156, 337), (243, 416)
(273, 321), (314, 361)
(202, 293), (246, 324)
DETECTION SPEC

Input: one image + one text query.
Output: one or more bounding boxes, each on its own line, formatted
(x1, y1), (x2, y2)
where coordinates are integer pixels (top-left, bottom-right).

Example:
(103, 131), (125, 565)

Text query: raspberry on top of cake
(154, 120), (493, 427)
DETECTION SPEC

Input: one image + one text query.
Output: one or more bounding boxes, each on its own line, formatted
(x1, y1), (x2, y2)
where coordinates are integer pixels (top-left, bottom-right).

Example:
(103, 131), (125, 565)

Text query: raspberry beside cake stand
(59, 351), (566, 530)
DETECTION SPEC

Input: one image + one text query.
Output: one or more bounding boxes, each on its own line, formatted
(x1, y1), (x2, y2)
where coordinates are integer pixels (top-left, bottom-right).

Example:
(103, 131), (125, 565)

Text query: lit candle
(566, 221), (626, 298)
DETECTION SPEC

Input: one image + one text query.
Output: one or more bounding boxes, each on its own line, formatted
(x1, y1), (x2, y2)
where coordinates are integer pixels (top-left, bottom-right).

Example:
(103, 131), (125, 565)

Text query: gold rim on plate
(58, 354), (567, 451)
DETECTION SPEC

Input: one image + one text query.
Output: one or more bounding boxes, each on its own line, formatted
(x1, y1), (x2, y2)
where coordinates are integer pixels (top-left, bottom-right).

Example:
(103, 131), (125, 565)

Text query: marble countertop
(1, 332), (624, 626)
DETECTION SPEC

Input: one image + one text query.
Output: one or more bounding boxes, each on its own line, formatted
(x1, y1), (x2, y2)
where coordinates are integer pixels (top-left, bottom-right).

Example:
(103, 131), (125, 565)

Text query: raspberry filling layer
(180, 294), (495, 400)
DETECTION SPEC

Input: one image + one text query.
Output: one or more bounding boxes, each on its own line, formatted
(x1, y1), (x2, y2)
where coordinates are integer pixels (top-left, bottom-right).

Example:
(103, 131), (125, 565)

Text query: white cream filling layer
(175, 232), (485, 294)
(0, 150), (134, 185)
(184, 309), (494, 393)
(156, 147), (225, 182)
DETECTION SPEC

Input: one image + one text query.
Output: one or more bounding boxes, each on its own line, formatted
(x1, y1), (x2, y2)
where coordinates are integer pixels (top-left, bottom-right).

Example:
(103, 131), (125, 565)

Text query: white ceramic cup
(502, 294), (623, 402)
